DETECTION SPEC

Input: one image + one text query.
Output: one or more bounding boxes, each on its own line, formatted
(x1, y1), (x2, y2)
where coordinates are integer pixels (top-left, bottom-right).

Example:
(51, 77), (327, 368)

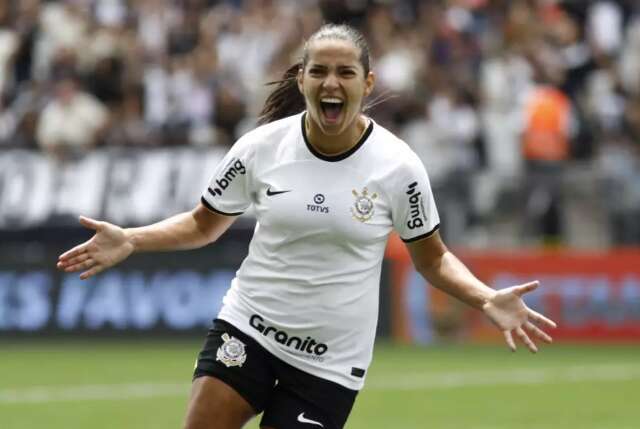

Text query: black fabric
(200, 196), (244, 216)
(193, 319), (358, 428)
(259, 357), (358, 429)
(350, 367), (365, 378)
(193, 319), (275, 412)
(401, 223), (441, 243)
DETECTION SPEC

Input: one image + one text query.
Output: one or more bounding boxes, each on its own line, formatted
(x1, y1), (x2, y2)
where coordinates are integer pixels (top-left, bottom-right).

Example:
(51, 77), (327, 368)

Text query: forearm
(419, 251), (496, 310)
(125, 211), (213, 253)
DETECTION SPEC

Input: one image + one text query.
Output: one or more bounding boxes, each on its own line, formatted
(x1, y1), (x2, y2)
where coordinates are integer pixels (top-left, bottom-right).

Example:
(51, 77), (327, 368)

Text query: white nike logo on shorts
(297, 412), (324, 427)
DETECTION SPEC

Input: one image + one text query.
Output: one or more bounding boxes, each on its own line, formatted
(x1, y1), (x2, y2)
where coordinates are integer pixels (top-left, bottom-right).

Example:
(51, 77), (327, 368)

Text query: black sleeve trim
(200, 197), (244, 216)
(401, 224), (440, 243)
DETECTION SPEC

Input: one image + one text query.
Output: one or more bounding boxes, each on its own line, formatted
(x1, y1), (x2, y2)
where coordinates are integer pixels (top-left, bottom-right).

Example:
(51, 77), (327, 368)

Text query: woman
(57, 24), (556, 429)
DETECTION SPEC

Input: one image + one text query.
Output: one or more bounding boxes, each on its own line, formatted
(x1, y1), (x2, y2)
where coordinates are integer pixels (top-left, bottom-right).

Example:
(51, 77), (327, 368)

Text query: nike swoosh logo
(266, 187), (291, 196)
(297, 413), (324, 427)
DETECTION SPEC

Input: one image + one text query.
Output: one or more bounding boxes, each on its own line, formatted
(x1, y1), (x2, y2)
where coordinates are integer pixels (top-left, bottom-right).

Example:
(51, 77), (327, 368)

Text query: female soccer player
(57, 24), (556, 429)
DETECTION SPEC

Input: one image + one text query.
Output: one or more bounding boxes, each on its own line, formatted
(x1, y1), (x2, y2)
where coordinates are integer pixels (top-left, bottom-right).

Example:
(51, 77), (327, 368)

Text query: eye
(341, 69), (356, 77)
(308, 68), (325, 77)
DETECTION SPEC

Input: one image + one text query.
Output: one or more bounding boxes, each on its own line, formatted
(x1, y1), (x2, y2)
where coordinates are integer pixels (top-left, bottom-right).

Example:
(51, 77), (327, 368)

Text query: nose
(322, 72), (339, 91)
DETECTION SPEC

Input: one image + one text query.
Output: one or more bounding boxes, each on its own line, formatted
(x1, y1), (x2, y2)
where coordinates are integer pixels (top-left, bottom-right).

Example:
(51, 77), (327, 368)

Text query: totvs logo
(406, 181), (426, 230)
(209, 158), (246, 196)
(307, 193), (329, 214)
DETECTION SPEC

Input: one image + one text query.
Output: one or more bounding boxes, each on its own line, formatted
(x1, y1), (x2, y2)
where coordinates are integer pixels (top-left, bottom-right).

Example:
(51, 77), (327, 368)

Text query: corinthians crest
(351, 187), (378, 222)
(216, 333), (247, 368)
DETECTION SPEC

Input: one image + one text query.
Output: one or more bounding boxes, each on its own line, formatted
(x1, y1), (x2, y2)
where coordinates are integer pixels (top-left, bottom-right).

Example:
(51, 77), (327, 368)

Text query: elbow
(191, 205), (234, 247)
(194, 222), (220, 247)
(204, 229), (223, 246)
(413, 250), (448, 282)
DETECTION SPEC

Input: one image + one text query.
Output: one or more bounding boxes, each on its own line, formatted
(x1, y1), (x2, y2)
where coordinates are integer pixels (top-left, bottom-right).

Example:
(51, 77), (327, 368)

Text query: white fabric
(0, 30), (18, 94)
(201, 113), (440, 389)
(37, 92), (108, 150)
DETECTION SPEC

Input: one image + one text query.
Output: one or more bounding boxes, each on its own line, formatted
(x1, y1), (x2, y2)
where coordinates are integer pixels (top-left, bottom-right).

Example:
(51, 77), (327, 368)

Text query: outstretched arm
(406, 231), (556, 352)
(57, 203), (237, 280)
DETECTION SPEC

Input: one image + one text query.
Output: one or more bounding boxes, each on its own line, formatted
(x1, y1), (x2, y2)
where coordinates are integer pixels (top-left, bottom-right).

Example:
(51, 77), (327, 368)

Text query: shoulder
(368, 119), (424, 170)
(366, 120), (432, 203)
(235, 113), (302, 151)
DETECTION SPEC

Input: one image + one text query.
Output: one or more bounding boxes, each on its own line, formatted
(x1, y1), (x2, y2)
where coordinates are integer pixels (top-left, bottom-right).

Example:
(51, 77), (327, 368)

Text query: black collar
(301, 112), (373, 162)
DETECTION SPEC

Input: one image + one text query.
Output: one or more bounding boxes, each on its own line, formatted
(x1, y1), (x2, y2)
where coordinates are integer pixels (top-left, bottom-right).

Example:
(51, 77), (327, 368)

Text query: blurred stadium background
(1, 0), (639, 428)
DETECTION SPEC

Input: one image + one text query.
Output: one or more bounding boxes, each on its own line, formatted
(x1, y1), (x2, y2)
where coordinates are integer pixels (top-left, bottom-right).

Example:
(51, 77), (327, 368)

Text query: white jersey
(201, 112), (440, 390)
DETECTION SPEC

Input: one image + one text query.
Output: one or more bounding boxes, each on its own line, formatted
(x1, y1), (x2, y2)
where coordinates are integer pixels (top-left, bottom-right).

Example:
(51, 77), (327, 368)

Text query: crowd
(0, 0), (638, 246)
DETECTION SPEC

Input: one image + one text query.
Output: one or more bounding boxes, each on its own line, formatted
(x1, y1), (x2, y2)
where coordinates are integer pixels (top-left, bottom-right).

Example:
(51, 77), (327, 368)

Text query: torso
(201, 112), (440, 389)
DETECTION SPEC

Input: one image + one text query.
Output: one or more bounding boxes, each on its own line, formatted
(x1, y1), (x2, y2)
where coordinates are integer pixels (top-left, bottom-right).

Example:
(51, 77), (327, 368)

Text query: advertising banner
(462, 249), (640, 342)
(385, 235), (640, 343)
(0, 229), (252, 336)
(0, 228), (393, 337)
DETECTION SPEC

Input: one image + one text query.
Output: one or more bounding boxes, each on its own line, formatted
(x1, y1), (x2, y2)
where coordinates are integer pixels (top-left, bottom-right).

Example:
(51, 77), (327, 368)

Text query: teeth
(321, 98), (343, 104)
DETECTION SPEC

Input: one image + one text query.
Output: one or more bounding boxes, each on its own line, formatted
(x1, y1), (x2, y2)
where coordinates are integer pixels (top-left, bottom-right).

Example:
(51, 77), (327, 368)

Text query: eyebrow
(308, 64), (358, 71)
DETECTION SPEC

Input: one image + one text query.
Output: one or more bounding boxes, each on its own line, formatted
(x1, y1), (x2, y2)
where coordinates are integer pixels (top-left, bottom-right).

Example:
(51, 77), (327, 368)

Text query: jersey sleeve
(391, 153), (440, 242)
(200, 137), (254, 216)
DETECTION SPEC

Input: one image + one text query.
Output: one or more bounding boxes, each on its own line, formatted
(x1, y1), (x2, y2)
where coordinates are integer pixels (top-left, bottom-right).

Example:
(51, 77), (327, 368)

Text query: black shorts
(193, 319), (358, 429)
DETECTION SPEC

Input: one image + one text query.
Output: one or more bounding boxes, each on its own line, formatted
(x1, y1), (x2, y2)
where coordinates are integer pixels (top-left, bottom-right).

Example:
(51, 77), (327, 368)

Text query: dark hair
(257, 24), (371, 125)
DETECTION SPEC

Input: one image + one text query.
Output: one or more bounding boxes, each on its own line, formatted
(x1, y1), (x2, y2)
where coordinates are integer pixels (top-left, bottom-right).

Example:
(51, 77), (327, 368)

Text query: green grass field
(1, 340), (639, 429)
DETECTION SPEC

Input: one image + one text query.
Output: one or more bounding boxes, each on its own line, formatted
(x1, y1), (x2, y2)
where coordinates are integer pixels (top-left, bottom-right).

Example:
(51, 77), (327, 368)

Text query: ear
(297, 67), (304, 94)
(364, 71), (375, 97)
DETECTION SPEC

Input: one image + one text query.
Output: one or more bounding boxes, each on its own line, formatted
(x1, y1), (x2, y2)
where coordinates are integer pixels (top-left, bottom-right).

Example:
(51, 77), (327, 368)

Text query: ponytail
(257, 63), (305, 125)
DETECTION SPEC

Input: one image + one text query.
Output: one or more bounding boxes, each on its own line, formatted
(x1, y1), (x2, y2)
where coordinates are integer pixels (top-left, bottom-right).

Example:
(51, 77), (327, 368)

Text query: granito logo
(208, 158), (246, 197)
(249, 314), (328, 356)
(406, 181), (426, 229)
(307, 193), (329, 214)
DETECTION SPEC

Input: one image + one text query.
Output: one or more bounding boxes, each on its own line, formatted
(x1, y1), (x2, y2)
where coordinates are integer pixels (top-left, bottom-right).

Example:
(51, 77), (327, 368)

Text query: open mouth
(319, 98), (344, 123)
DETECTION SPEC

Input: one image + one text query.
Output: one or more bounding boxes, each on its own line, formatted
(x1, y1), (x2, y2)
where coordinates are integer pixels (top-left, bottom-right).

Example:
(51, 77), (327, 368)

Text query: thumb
(79, 216), (101, 231)
(513, 280), (539, 297)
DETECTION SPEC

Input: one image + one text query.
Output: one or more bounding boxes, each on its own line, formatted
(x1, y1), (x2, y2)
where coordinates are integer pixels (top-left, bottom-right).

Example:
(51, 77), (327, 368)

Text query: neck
(305, 114), (368, 156)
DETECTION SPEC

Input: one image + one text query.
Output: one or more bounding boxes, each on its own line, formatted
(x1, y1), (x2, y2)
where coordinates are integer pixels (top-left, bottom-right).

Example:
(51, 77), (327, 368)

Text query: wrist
(480, 289), (497, 310)
(123, 228), (138, 253)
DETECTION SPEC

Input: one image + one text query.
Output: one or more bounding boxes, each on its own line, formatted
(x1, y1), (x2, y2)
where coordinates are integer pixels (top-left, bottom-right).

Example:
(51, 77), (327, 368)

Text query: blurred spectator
(520, 85), (572, 243)
(12, 0), (41, 87)
(618, 16), (640, 95)
(0, 81), (44, 148)
(36, 75), (109, 161)
(522, 86), (572, 163)
(34, 1), (89, 82)
(587, 0), (624, 56)
(105, 84), (151, 146)
(0, 1), (18, 97)
(0, 0), (638, 246)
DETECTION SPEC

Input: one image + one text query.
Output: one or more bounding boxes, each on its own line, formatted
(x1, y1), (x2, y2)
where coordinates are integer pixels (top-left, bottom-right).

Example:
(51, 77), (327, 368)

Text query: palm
(483, 288), (529, 330)
(482, 282), (557, 353)
(89, 224), (130, 266)
(57, 216), (134, 280)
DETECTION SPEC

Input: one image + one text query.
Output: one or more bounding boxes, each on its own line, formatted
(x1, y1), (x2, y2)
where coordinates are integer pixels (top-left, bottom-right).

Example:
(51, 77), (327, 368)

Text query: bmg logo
(209, 158), (246, 197)
(406, 182), (425, 229)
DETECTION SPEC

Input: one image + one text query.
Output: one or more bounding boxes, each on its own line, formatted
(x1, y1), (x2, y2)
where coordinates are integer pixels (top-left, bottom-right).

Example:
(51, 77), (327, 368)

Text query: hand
(482, 281), (557, 353)
(56, 216), (134, 280)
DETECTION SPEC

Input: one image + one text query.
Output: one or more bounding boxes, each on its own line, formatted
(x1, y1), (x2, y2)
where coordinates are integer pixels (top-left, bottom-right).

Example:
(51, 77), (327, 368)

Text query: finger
(516, 327), (538, 353)
(503, 331), (516, 352)
(525, 321), (553, 344)
(64, 258), (95, 273)
(513, 281), (539, 297)
(79, 216), (102, 231)
(80, 264), (104, 280)
(528, 308), (557, 329)
(58, 243), (89, 261)
(57, 253), (91, 269)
